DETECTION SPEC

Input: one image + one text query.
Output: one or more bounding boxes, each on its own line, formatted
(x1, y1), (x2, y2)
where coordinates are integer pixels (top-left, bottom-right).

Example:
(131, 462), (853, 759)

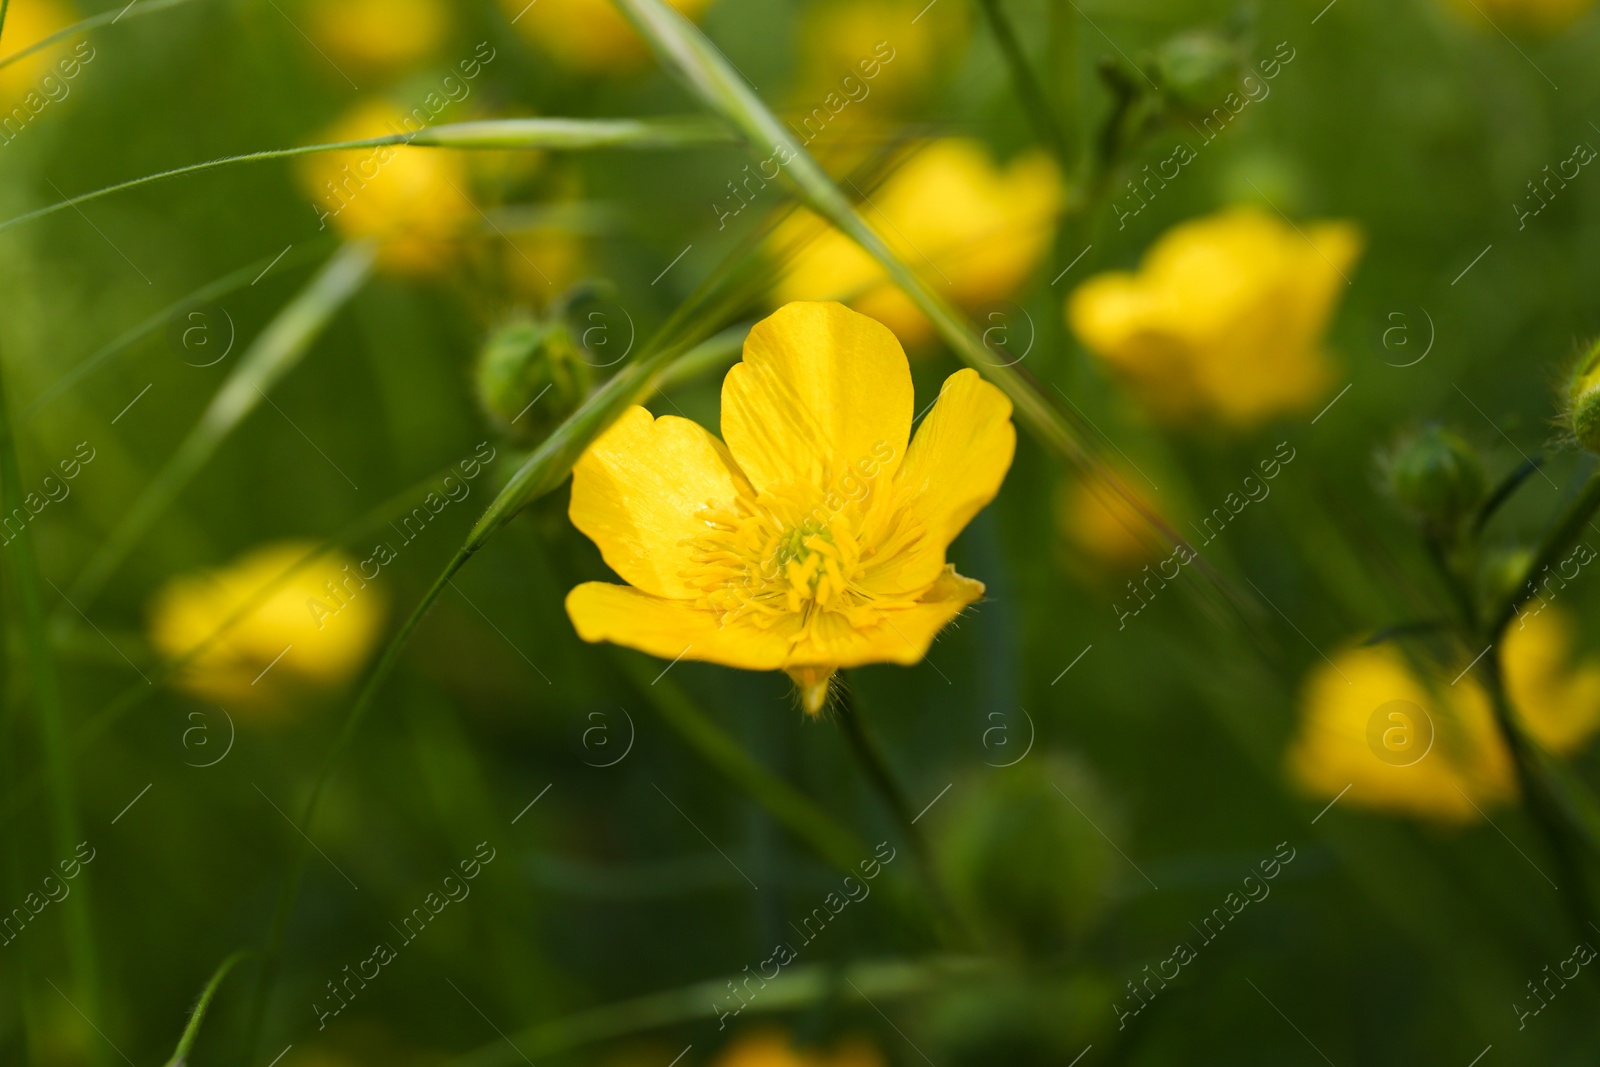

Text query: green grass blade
(614, 0), (1093, 475)
(68, 240), (376, 611)
(465, 323), (748, 552)
(22, 243), (332, 421)
(616, 651), (868, 875)
(0, 346), (103, 1061)
(455, 957), (985, 1066)
(0, 0), (203, 74)
(161, 949), (254, 1067)
(0, 118), (736, 238)
(243, 325), (751, 1058)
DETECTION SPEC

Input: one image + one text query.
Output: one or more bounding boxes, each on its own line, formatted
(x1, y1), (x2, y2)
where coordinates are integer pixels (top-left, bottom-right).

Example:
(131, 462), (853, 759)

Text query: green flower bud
(1567, 337), (1600, 454)
(1151, 31), (1244, 116)
(1482, 546), (1534, 608)
(1382, 425), (1486, 534)
(937, 755), (1117, 954)
(474, 314), (593, 447)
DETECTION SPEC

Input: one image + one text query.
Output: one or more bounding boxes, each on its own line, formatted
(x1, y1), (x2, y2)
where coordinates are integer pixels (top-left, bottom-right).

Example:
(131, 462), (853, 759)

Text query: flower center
(682, 483), (902, 631)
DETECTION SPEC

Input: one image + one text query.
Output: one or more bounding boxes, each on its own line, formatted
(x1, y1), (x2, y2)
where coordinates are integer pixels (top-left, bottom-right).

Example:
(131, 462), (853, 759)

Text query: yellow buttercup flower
(0, 0), (75, 101)
(501, 0), (712, 72)
(1068, 207), (1362, 427)
(715, 1030), (884, 1067)
(296, 99), (475, 275)
(772, 140), (1061, 347)
(148, 542), (386, 714)
(1286, 607), (1600, 822)
(793, 0), (966, 114)
(565, 301), (1015, 714)
(1443, 0), (1596, 32)
(306, 0), (449, 77)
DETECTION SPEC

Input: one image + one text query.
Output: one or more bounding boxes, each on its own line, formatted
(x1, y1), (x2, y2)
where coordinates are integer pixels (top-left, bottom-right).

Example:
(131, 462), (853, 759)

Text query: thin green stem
(243, 326), (754, 1058)
(0, 349), (103, 1062)
(23, 242), (332, 421)
(0, 118), (736, 238)
(0, 0), (201, 73)
(244, 544), (472, 1060)
(1491, 471), (1600, 635)
(457, 956), (985, 1067)
(835, 685), (972, 950)
(618, 653), (868, 875)
(976, 0), (1071, 169)
(68, 241), (375, 613)
(1480, 650), (1600, 943)
(162, 949), (255, 1067)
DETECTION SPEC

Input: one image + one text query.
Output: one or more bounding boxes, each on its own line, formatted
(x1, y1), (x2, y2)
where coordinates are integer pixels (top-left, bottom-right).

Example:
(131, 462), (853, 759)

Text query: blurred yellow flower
(772, 140), (1060, 347)
(306, 0), (449, 77)
(565, 301), (1014, 714)
(793, 0), (965, 114)
(149, 542), (385, 713)
(1443, 0), (1596, 32)
(1057, 475), (1162, 570)
(1068, 207), (1362, 428)
(501, 0), (712, 72)
(297, 99), (474, 275)
(0, 0), (75, 101)
(715, 1030), (884, 1067)
(1287, 607), (1600, 822)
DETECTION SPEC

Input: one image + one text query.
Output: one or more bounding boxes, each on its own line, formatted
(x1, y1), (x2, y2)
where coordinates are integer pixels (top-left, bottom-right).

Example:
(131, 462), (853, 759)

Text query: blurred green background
(5, 0), (1600, 1064)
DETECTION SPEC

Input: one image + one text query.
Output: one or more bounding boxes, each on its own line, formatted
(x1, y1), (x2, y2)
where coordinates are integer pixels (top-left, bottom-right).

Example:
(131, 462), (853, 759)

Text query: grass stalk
(242, 324), (757, 1058)
(67, 240), (376, 613)
(161, 949), (255, 1067)
(0, 348), (103, 1062)
(455, 956), (985, 1067)
(0, 0), (202, 74)
(0, 118), (736, 238)
(977, 0), (1072, 168)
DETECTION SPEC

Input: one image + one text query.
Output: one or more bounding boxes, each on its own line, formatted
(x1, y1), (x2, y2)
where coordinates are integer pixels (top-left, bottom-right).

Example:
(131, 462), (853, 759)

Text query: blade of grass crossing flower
(0, 118), (738, 238)
(0, 0), (203, 74)
(161, 949), (255, 1067)
(614, 0), (1093, 475)
(0, 457), (484, 830)
(68, 241), (376, 613)
(0, 349), (103, 1062)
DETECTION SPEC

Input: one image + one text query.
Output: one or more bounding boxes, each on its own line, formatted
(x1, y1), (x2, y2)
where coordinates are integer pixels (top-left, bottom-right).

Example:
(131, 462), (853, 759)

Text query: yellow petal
(1285, 644), (1511, 823)
(721, 301), (913, 497)
(862, 369), (1014, 596)
(569, 406), (753, 600)
(1504, 606), (1600, 755)
(784, 566), (984, 671)
(565, 582), (792, 670)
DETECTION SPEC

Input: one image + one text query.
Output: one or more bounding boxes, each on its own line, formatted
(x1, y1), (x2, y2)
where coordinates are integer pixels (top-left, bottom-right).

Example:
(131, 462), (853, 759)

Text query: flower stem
(1480, 649), (1600, 942)
(1491, 470), (1600, 635)
(162, 949), (255, 1067)
(0, 349), (104, 1064)
(976, 0), (1072, 170)
(834, 684), (972, 950)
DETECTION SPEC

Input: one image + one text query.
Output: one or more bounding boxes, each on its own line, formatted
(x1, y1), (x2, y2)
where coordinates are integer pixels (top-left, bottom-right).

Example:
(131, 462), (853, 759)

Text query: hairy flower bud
(474, 314), (593, 447)
(1567, 337), (1600, 454)
(1383, 425), (1486, 534)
